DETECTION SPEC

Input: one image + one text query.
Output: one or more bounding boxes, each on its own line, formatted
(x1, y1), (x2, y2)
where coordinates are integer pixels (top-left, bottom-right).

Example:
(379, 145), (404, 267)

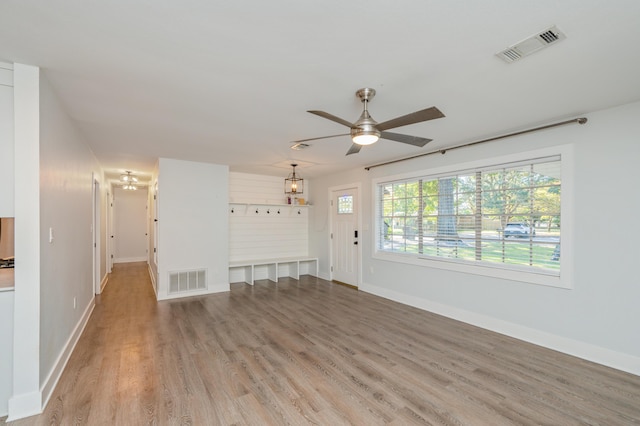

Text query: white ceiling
(1, 1), (639, 181)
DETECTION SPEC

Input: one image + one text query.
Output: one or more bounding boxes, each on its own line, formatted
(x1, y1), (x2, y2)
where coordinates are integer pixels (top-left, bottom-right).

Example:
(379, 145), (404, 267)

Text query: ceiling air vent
(497, 25), (566, 63)
(291, 142), (311, 150)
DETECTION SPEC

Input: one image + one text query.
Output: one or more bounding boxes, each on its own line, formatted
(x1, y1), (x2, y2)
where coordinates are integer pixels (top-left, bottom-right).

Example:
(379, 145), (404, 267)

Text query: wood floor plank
(3, 264), (640, 425)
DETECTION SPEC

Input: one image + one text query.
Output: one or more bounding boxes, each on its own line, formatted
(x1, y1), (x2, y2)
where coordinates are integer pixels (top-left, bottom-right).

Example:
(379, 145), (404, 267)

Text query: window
(375, 151), (569, 287)
(337, 195), (354, 214)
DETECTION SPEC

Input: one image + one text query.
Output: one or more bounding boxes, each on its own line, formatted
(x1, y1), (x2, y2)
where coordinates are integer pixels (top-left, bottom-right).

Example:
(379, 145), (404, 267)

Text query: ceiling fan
(292, 88), (445, 155)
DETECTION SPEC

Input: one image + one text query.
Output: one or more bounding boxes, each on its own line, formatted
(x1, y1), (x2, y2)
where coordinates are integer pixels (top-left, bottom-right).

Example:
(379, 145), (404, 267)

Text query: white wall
(37, 70), (104, 408)
(10, 64), (107, 421)
(229, 172), (310, 262)
(309, 100), (640, 376)
(113, 187), (148, 263)
(10, 63), (42, 420)
(0, 61), (14, 217)
(156, 158), (229, 300)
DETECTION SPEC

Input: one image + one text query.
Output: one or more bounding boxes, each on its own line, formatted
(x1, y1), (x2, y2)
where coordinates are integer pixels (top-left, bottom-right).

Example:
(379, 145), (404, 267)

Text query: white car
(503, 222), (535, 238)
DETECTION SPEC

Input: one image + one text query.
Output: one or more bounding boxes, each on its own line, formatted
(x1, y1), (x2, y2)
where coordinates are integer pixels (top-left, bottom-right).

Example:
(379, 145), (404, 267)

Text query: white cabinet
(0, 63), (14, 217)
(0, 289), (14, 416)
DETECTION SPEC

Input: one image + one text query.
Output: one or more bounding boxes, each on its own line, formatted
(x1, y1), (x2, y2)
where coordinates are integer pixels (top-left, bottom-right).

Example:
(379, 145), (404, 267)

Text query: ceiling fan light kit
(351, 88), (380, 145)
(294, 87), (445, 155)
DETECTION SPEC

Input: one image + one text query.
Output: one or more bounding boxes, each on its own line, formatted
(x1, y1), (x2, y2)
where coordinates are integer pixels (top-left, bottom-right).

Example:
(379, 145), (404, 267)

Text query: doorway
(112, 187), (148, 264)
(330, 185), (360, 287)
(92, 176), (101, 294)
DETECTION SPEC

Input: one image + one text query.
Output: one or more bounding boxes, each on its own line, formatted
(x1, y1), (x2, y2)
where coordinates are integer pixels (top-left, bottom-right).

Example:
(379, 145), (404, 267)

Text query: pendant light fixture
(120, 171), (138, 190)
(284, 164), (303, 195)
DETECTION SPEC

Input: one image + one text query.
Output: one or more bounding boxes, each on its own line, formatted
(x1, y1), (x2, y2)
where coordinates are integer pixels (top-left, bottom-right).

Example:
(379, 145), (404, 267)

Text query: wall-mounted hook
(255, 208), (259, 214)
(297, 209), (301, 215)
(231, 207), (235, 213)
(277, 209), (281, 214)
(267, 209), (270, 214)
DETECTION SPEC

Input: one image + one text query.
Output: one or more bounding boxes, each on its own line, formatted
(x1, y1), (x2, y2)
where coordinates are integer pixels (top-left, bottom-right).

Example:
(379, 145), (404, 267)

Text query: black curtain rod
(364, 117), (588, 171)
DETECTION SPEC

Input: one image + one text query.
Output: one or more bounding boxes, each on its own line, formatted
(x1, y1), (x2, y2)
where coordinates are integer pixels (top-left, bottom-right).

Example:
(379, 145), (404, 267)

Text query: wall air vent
(497, 25), (566, 63)
(168, 269), (207, 294)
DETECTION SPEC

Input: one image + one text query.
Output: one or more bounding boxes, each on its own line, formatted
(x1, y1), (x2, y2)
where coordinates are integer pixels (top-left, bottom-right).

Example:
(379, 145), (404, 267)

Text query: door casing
(328, 183), (362, 287)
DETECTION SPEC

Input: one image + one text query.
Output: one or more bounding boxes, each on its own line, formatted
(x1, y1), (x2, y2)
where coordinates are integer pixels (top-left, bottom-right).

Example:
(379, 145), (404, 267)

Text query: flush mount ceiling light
(120, 171), (138, 183)
(284, 164), (303, 195)
(120, 171), (138, 190)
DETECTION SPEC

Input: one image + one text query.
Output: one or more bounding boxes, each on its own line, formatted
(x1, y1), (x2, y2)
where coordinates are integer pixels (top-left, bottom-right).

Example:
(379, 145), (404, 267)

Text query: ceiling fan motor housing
(352, 88), (380, 145)
(295, 87), (444, 154)
(351, 111), (380, 145)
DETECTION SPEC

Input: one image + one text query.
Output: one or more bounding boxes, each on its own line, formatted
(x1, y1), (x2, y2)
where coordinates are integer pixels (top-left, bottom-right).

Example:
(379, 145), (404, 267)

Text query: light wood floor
(5, 262), (640, 425)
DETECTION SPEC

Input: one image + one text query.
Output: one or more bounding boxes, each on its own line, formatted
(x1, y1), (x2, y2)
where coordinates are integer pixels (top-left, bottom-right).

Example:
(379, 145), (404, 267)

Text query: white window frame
(372, 145), (574, 289)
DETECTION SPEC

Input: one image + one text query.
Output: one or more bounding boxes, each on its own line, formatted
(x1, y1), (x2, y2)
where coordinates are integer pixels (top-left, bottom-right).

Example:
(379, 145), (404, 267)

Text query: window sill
(373, 250), (571, 289)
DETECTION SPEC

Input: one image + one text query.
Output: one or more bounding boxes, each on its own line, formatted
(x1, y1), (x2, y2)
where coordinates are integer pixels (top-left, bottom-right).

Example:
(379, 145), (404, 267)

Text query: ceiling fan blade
(291, 133), (350, 143)
(346, 144), (362, 156)
(308, 110), (354, 128)
(376, 106), (445, 131)
(380, 131), (432, 147)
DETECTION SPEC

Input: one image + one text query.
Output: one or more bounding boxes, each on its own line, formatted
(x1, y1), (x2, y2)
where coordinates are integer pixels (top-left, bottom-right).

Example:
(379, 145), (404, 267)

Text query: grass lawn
(386, 237), (560, 270)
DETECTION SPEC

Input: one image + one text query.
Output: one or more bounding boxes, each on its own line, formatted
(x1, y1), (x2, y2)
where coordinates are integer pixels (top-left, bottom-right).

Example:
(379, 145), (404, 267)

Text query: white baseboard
(114, 256), (147, 263)
(99, 274), (108, 293)
(147, 264), (158, 298)
(9, 297), (96, 421)
(39, 297), (95, 412)
(360, 281), (640, 377)
(6, 390), (42, 422)
(318, 272), (331, 281)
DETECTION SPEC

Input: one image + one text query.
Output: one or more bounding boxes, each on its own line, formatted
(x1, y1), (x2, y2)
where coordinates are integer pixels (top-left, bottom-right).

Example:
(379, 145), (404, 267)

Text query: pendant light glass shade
(284, 164), (303, 195)
(121, 171), (138, 190)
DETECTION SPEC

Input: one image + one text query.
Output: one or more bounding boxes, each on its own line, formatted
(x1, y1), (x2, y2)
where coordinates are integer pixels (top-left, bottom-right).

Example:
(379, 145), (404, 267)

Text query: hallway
(5, 262), (640, 424)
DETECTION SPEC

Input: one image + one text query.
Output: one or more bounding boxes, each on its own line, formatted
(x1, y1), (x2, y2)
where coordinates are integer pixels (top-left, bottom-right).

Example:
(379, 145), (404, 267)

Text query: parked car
(503, 222), (535, 238)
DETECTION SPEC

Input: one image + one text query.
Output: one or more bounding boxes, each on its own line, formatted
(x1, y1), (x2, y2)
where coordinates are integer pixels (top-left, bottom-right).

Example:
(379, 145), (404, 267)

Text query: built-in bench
(229, 257), (318, 285)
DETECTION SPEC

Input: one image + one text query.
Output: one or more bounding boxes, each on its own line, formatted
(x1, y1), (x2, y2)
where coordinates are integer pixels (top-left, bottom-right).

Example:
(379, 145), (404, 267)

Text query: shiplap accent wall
(229, 172), (309, 262)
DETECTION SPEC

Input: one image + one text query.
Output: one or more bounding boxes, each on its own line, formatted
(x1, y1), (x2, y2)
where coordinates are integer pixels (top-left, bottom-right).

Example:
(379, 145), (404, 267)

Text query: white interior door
(107, 189), (113, 272)
(331, 187), (359, 286)
(113, 187), (148, 263)
(92, 177), (100, 294)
